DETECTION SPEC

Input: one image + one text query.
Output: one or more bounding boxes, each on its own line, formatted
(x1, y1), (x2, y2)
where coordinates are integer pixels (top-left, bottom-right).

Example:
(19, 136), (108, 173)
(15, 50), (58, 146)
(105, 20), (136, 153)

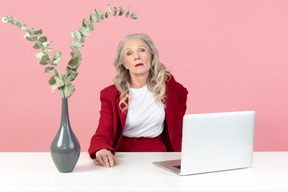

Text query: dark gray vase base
(51, 150), (80, 173)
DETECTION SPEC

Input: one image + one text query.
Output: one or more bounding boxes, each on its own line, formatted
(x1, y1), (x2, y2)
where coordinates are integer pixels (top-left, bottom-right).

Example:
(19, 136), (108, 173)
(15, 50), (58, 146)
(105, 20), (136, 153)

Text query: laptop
(153, 111), (255, 175)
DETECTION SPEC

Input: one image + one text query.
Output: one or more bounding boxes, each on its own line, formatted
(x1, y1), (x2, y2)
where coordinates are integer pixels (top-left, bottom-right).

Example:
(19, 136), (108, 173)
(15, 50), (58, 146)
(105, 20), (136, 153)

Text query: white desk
(0, 152), (287, 192)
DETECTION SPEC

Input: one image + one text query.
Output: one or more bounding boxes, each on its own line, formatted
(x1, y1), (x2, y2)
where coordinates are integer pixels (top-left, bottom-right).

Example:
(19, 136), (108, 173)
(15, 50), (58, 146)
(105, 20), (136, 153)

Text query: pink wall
(1, 0), (287, 152)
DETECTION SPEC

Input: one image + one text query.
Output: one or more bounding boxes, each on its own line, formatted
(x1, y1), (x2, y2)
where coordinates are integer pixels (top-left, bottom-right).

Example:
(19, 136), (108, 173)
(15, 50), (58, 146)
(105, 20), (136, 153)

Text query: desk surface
(0, 152), (287, 192)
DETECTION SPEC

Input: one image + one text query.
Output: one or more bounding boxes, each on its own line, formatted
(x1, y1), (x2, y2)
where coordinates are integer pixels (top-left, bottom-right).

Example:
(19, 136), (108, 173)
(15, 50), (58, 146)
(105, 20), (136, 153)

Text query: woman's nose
(134, 53), (140, 60)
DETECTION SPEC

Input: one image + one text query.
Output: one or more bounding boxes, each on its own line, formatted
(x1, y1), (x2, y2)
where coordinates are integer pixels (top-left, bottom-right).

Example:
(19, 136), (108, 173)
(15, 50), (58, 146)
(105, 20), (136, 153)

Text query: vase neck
(61, 98), (70, 124)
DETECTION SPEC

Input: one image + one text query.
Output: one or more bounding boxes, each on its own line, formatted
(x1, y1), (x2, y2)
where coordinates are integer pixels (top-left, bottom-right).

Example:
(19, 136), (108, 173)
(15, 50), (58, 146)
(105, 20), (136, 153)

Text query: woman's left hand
(93, 149), (117, 168)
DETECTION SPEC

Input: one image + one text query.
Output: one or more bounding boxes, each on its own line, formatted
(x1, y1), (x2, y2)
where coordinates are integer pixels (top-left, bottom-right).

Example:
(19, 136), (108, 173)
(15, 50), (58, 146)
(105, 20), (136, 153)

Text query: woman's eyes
(126, 48), (145, 56)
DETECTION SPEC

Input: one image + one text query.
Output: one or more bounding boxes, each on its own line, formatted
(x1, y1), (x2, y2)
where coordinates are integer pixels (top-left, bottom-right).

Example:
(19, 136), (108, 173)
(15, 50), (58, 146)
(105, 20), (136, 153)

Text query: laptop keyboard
(173, 165), (181, 169)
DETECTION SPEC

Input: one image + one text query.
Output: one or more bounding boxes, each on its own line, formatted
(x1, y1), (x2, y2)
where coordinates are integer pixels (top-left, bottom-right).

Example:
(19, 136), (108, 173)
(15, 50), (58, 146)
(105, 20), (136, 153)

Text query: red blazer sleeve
(88, 89), (115, 159)
(171, 75), (188, 116)
(163, 74), (188, 152)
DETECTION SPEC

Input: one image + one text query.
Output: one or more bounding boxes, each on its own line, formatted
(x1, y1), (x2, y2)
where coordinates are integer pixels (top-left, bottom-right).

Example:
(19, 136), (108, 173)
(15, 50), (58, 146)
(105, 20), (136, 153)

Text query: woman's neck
(130, 73), (148, 88)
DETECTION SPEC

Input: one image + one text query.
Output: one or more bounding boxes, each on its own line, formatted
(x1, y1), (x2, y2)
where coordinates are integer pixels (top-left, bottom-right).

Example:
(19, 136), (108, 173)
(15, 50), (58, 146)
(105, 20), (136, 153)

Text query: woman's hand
(93, 149), (117, 168)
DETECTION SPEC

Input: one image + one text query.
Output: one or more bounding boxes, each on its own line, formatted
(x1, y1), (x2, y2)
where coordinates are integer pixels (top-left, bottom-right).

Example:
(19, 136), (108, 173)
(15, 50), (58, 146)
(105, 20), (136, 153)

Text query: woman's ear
(123, 63), (127, 69)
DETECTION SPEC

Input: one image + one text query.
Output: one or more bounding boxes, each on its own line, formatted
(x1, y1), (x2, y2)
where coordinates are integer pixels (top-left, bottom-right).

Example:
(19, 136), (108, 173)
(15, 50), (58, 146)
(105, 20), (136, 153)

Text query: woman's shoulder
(165, 72), (176, 84)
(100, 84), (119, 97)
(165, 72), (188, 94)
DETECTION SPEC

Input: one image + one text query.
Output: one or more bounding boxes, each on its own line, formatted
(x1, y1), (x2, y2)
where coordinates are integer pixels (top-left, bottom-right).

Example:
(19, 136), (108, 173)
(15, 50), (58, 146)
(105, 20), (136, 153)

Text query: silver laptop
(153, 111), (255, 175)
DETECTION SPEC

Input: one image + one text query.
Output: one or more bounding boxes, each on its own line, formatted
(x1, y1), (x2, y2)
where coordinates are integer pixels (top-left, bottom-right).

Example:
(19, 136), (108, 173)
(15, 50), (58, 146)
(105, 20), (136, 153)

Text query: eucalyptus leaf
(68, 70), (78, 80)
(44, 66), (54, 73)
(90, 13), (100, 23)
(130, 13), (138, 20)
(7, 15), (13, 21)
(65, 72), (78, 85)
(11, 20), (18, 26)
(6, 15), (13, 22)
(64, 85), (75, 98)
(27, 36), (37, 41)
(11, 20), (16, 26)
(70, 52), (79, 60)
(66, 66), (72, 74)
(113, 7), (117, 16)
(105, 12), (110, 19)
(32, 42), (41, 49)
(1, 16), (9, 23)
(68, 58), (74, 67)
(39, 55), (50, 65)
(82, 19), (90, 28)
(82, 28), (90, 37)
(2, 15), (13, 23)
(65, 76), (72, 85)
(71, 72), (78, 81)
(21, 24), (28, 31)
(48, 76), (56, 85)
(90, 13), (95, 23)
(70, 49), (81, 58)
(71, 63), (81, 70)
(71, 29), (82, 41)
(24, 32), (30, 38)
(52, 57), (61, 64)
(34, 29), (42, 35)
(126, 6), (130, 18)
(36, 51), (45, 59)
(42, 41), (52, 47)
(80, 36), (85, 43)
(79, 26), (90, 37)
(54, 70), (62, 78)
(108, 4), (113, 12)
(69, 46), (78, 51)
(79, 26), (86, 33)
(27, 28), (34, 35)
(89, 23), (94, 31)
(39, 36), (47, 43)
(95, 9), (104, 20)
(25, 33), (37, 41)
(51, 84), (59, 93)
(50, 51), (61, 59)
(43, 47), (52, 53)
(105, 4), (113, 18)
(68, 57), (82, 68)
(72, 40), (83, 48)
(14, 19), (22, 28)
(70, 70), (79, 76)
(54, 76), (64, 86)
(119, 7), (124, 16)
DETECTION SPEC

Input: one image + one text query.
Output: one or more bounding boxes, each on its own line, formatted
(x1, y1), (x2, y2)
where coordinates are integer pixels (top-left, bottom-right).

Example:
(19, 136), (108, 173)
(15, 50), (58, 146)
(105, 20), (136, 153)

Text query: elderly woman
(88, 33), (188, 167)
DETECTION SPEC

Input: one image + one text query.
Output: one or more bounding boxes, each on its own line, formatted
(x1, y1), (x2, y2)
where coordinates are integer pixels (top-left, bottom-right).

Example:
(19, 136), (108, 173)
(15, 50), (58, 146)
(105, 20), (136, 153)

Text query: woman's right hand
(93, 149), (117, 168)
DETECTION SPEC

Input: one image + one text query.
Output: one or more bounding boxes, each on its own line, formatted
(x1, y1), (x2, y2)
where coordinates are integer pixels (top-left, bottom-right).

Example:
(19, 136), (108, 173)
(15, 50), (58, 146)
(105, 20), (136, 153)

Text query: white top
(123, 85), (165, 138)
(0, 152), (287, 192)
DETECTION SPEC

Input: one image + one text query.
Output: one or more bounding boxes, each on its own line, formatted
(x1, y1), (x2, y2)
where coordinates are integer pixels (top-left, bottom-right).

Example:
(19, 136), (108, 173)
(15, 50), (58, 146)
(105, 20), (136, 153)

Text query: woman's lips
(135, 63), (144, 67)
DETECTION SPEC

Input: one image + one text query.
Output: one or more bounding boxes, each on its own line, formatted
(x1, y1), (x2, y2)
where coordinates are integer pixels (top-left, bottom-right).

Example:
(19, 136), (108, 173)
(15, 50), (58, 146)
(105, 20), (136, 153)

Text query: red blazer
(88, 75), (188, 159)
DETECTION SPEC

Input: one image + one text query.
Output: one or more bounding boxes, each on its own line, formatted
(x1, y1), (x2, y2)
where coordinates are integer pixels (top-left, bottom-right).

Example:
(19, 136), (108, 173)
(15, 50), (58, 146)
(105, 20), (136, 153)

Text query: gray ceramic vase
(50, 98), (80, 173)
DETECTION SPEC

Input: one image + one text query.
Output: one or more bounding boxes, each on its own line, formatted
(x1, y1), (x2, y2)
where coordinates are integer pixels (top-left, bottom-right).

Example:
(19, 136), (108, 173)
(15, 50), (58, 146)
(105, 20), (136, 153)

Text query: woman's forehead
(123, 38), (148, 50)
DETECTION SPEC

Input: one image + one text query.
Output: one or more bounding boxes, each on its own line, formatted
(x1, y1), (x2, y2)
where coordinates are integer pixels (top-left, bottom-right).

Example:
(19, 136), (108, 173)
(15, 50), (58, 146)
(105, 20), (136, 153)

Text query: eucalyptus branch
(2, 4), (138, 98)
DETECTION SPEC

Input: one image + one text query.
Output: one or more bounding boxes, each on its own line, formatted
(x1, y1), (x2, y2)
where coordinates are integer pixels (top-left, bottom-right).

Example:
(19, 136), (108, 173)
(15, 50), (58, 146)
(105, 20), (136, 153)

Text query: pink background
(0, 0), (287, 152)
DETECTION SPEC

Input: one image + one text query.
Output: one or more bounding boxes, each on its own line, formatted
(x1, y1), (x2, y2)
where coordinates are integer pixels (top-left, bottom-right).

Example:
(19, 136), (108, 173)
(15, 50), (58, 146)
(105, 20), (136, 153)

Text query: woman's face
(122, 38), (152, 78)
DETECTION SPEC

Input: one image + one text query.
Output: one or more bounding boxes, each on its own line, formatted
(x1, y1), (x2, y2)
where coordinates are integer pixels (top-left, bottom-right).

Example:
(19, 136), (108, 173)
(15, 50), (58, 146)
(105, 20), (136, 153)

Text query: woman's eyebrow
(124, 44), (147, 52)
